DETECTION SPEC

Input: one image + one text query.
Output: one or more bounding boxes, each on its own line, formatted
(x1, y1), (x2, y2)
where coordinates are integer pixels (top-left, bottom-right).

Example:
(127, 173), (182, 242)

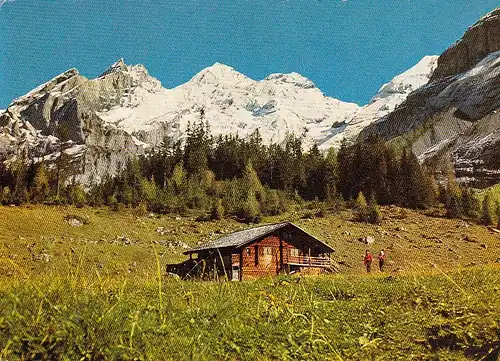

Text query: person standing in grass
(363, 250), (373, 273)
(378, 249), (387, 272)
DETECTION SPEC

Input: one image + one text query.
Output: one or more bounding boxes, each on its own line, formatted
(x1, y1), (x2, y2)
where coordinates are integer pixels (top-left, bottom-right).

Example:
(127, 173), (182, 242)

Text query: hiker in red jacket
(378, 249), (387, 272)
(363, 250), (373, 273)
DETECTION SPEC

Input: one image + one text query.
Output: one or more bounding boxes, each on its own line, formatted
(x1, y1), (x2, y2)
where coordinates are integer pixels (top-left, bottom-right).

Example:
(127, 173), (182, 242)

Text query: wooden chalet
(167, 222), (335, 280)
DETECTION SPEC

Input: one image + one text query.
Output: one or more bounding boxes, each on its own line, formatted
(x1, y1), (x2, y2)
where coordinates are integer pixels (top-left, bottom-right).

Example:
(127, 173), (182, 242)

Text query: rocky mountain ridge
(0, 56), (435, 186)
(360, 7), (500, 186)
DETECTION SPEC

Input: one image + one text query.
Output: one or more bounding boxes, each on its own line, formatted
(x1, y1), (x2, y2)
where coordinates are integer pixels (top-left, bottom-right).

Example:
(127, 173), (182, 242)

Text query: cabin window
(246, 248), (251, 256)
(290, 248), (299, 257)
(263, 247), (272, 256)
(254, 246), (259, 265)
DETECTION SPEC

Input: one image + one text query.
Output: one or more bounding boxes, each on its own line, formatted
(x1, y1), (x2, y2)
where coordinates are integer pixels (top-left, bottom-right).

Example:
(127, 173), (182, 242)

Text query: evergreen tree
(385, 147), (402, 205)
(239, 190), (261, 223)
(242, 161), (265, 201)
(354, 192), (369, 222)
(107, 194), (119, 211)
(400, 149), (435, 209)
(337, 139), (356, 200)
(183, 120), (212, 174)
(367, 193), (382, 224)
(170, 163), (187, 193)
(210, 199), (225, 220)
(31, 163), (50, 202)
(481, 192), (495, 225)
(11, 158), (29, 204)
(140, 177), (158, 206)
(1, 186), (11, 205)
(69, 185), (86, 208)
(461, 186), (481, 220)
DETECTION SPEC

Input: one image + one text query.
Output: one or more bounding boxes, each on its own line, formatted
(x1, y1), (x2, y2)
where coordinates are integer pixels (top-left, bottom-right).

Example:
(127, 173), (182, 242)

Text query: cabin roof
(184, 222), (334, 254)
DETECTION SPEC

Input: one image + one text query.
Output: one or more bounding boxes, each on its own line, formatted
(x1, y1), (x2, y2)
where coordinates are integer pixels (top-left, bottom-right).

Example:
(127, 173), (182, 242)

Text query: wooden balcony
(286, 255), (332, 268)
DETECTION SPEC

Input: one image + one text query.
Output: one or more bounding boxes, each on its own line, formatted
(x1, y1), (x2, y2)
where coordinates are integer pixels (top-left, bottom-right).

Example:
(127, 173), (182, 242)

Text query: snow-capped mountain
(95, 60), (359, 147)
(0, 57), (436, 186)
(318, 56), (438, 149)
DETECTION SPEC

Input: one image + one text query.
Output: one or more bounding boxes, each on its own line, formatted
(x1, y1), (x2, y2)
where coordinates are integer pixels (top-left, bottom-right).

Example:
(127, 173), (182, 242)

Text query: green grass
(0, 266), (499, 360)
(1, 204), (499, 280)
(0, 205), (499, 360)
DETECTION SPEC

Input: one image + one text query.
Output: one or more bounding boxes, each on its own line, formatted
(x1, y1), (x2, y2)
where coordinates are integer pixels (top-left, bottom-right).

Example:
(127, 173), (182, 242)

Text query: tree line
(0, 120), (499, 226)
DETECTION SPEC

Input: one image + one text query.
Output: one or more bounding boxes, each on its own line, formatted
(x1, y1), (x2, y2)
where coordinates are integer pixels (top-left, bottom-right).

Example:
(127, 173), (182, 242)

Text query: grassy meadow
(0, 204), (499, 360)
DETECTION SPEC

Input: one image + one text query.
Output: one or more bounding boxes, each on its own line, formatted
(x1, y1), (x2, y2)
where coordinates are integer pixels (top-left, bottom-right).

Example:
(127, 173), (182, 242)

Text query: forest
(0, 121), (499, 227)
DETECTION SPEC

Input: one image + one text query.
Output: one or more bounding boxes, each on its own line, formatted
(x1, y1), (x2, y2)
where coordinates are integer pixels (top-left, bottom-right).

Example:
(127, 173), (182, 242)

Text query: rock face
(360, 8), (500, 186)
(319, 56), (438, 149)
(0, 62), (150, 185)
(0, 56), (437, 187)
(431, 8), (500, 81)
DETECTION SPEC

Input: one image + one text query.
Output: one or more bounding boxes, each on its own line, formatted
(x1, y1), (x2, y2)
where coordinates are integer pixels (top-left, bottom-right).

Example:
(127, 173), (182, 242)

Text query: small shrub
(107, 194), (119, 211)
(367, 201), (382, 224)
(133, 202), (148, 217)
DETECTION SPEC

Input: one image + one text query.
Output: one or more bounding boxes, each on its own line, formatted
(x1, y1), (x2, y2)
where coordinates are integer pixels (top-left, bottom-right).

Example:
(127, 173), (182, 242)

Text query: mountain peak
(431, 6), (500, 80)
(11, 68), (80, 106)
(472, 7), (500, 29)
(264, 72), (316, 89)
(373, 55), (438, 100)
(190, 63), (250, 85)
(99, 58), (128, 78)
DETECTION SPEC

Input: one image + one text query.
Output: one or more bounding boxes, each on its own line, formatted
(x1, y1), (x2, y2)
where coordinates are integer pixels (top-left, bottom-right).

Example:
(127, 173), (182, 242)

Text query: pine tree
(445, 186), (462, 219)
(461, 186), (481, 220)
(211, 199), (225, 220)
(481, 193), (495, 225)
(367, 194), (382, 224)
(70, 185), (86, 208)
(355, 192), (369, 222)
(242, 161), (265, 202)
(337, 139), (356, 200)
(31, 163), (50, 203)
(400, 150), (435, 209)
(239, 191), (261, 223)
(107, 194), (119, 211)
(1, 186), (11, 205)
(183, 120), (212, 174)
(170, 163), (187, 193)
(386, 147), (402, 205)
(140, 177), (158, 206)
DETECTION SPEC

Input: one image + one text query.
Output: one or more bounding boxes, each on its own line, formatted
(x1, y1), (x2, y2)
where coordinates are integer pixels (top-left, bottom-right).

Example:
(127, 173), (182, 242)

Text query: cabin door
(231, 266), (240, 281)
(231, 252), (241, 281)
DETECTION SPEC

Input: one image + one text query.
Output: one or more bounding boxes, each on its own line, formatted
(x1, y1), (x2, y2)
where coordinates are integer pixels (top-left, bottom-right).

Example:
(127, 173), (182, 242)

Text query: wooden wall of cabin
(239, 235), (310, 280)
(236, 230), (330, 280)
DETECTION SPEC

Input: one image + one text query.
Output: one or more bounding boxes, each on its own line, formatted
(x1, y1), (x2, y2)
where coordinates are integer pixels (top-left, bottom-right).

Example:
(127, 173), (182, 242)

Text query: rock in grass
(34, 253), (51, 262)
(358, 236), (375, 245)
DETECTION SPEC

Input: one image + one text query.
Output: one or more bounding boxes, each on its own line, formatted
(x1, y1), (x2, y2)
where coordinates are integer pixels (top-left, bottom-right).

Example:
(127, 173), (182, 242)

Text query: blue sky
(0, 0), (499, 108)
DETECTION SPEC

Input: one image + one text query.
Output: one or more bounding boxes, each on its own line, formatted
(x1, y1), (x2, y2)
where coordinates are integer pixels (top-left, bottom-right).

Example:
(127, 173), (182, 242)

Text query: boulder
(358, 236), (375, 245)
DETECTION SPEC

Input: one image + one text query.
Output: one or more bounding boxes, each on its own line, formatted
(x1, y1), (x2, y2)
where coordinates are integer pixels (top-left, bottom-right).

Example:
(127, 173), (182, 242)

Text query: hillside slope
(1, 205), (498, 280)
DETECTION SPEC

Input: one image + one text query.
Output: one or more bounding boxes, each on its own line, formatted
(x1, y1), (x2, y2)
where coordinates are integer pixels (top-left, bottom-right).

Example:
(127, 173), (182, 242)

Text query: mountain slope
(360, 7), (500, 186)
(319, 56), (438, 149)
